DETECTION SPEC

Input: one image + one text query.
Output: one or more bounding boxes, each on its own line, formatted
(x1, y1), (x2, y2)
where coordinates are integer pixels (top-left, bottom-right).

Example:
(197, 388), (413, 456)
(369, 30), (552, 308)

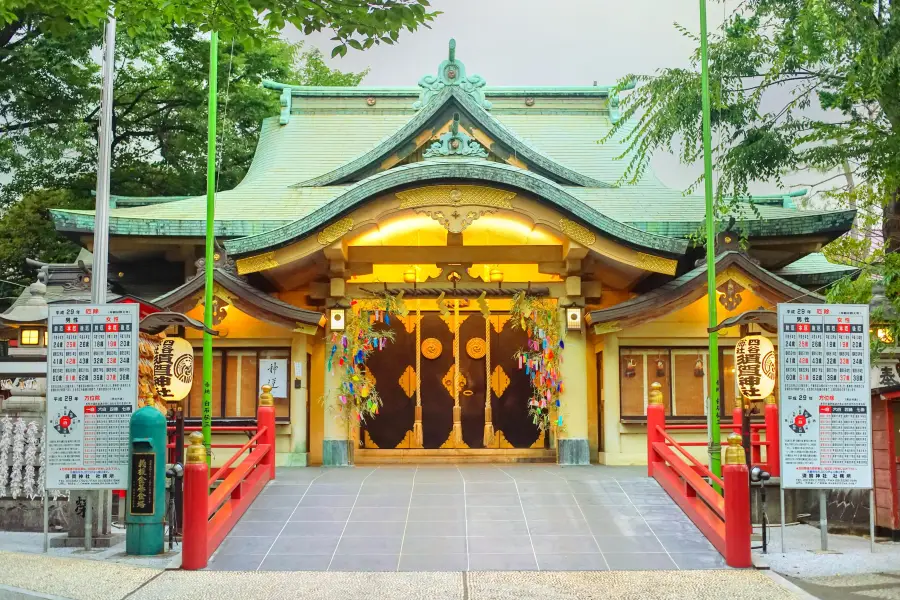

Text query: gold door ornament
(442, 365), (467, 396)
(398, 365), (416, 398)
(421, 338), (443, 359)
(491, 365), (510, 397)
(466, 337), (486, 359)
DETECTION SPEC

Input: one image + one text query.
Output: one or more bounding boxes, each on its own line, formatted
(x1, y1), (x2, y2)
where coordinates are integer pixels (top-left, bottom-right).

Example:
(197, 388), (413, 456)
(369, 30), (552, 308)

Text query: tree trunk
(885, 186), (900, 254)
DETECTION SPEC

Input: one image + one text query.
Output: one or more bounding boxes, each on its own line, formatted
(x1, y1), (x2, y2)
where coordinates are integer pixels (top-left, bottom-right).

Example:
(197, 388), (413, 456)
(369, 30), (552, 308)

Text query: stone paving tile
(281, 521), (347, 537)
(252, 495), (301, 509)
(270, 536), (338, 555)
(241, 507), (295, 522)
(206, 553), (265, 571)
(399, 553), (468, 572)
(409, 506), (466, 521)
(527, 519), (591, 536)
(467, 520), (529, 537)
(468, 553), (538, 570)
(228, 521), (288, 537)
(335, 536), (403, 555)
(344, 521), (408, 537)
(468, 536), (532, 554)
(355, 494), (412, 508)
(299, 494), (358, 507)
(258, 554), (331, 571)
(401, 536), (468, 555)
(467, 506), (525, 521)
(306, 484), (361, 495)
(404, 520), (468, 536)
(531, 535), (599, 554)
(328, 554), (399, 571)
(350, 507), (409, 522)
(217, 536), (277, 555)
(260, 484), (310, 496)
(465, 494), (521, 507)
(670, 552), (727, 570)
(410, 494), (465, 507)
(290, 507), (352, 521)
(656, 534), (716, 553)
(536, 553), (609, 571)
(594, 535), (665, 553)
(586, 516), (655, 537)
(602, 552), (678, 570)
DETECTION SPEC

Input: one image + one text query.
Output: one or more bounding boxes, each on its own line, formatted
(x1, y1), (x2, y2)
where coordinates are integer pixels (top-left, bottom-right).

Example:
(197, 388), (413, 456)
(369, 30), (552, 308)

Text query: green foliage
(0, 0), (439, 50)
(606, 0), (900, 354)
(0, 190), (92, 299)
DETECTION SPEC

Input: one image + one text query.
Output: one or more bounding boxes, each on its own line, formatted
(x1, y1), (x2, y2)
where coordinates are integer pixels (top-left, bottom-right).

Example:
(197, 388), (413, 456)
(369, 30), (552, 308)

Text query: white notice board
(45, 304), (139, 489)
(777, 303), (871, 489)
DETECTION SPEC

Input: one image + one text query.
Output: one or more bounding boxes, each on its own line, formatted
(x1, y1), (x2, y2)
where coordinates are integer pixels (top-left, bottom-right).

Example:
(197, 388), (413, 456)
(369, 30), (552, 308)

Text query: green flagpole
(202, 31), (218, 465)
(699, 0), (721, 484)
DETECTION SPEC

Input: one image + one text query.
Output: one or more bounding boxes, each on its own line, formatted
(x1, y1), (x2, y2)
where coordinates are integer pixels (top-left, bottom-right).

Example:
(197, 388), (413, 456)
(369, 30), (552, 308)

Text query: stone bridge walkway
(207, 464), (724, 572)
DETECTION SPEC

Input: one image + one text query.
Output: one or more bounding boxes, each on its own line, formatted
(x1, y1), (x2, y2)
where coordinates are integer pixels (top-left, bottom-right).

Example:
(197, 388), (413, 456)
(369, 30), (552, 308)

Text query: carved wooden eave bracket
(585, 251), (823, 335)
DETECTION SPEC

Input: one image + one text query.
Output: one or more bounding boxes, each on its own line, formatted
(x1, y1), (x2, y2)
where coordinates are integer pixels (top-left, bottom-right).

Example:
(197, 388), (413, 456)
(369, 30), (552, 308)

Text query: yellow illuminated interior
(20, 329), (39, 345)
(350, 263), (561, 284)
(346, 213), (562, 247)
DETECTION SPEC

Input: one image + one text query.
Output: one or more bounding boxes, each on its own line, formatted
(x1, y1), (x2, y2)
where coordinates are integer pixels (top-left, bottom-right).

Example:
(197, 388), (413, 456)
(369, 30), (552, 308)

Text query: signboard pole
(818, 489), (828, 551)
(780, 486), (786, 553)
(870, 489), (876, 552)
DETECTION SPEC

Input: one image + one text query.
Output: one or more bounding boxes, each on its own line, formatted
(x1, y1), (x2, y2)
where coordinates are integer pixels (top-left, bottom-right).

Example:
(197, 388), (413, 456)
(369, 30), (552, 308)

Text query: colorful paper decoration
(511, 292), (564, 432)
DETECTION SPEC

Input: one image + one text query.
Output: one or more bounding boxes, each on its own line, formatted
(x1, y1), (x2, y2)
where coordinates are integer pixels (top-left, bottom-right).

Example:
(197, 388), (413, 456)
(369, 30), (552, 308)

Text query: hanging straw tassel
(453, 405), (463, 445)
(483, 405), (494, 447)
(413, 405), (423, 448)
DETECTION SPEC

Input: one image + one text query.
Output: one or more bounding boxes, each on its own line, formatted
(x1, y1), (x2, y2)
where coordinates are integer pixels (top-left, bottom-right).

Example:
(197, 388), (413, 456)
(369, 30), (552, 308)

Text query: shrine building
(41, 40), (857, 466)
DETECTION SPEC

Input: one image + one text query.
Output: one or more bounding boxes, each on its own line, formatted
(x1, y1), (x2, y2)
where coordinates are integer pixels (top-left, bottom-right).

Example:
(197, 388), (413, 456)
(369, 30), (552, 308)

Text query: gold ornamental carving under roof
(421, 338), (442, 359)
(396, 185), (516, 210)
(635, 251), (678, 276)
(316, 217), (354, 245)
(559, 218), (597, 246)
(236, 251), (279, 275)
(466, 337), (486, 359)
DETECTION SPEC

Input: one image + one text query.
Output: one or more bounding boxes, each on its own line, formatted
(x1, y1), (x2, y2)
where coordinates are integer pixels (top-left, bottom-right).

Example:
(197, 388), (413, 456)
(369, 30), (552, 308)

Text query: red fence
(646, 383), (756, 568)
(181, 387), (277, 570)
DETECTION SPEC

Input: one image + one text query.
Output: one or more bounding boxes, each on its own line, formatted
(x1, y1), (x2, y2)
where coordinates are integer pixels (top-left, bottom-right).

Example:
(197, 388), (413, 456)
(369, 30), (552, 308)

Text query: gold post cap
(259, 384), (274, 407)
(724, 432), (746, 465)
(765, 394), (777, 406)
(648, 381), (664, 406)
(185, 431), (207, 464)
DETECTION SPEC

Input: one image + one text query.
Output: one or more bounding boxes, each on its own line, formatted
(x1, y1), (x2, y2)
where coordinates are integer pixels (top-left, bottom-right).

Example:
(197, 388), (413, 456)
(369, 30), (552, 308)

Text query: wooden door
(419, 312), (455, 448)
(491, 316), (541, 448)
(361, 316), (415, 449)
(459, 314), (488, 448)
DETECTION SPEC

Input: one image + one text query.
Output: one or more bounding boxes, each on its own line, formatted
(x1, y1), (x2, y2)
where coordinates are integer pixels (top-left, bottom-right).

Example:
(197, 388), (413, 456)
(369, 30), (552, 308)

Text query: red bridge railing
(646, 382), (753, 568)
(181, 386), (277, 570)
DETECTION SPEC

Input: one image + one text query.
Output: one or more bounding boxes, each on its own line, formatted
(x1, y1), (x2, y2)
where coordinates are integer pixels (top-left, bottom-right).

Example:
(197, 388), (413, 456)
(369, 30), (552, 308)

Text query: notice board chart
(777, 303), (871, 489)
(45, 304), (138, 490)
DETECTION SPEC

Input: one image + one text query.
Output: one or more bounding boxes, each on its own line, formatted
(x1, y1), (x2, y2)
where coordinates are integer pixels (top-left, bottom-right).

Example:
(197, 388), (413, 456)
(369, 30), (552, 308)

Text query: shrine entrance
(359, 309), (546, 461)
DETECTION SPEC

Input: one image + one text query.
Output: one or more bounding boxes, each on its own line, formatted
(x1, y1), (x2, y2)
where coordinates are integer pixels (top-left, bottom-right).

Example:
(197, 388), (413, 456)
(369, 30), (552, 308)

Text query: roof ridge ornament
(423, 113), (488, 158)
(413, 39), (491, 111)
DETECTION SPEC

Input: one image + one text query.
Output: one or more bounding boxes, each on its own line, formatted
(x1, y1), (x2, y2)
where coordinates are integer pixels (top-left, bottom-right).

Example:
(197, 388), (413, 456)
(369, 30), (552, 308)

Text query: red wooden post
(646, 381), (666, 477)
(182, 432), (209, 570)
(732, 405), (743, 435)
(764, 394), (780, 476)
(258, 385), (277, 481)
(724, 433), (752, 568)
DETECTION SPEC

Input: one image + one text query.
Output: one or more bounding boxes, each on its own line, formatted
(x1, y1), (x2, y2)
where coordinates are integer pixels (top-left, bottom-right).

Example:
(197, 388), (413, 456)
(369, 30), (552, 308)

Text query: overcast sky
(286, 0), (828, 200)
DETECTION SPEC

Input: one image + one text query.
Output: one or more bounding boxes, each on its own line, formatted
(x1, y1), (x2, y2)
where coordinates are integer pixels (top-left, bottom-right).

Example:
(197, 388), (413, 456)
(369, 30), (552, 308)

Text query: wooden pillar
(558, 307), (589, 465)
(288, 332), (308, 466)
(323, 299), (351, 466)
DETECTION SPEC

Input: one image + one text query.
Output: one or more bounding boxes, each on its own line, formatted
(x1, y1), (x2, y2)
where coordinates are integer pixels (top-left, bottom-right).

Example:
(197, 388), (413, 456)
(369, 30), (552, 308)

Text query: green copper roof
(774, 252), (860, 287)
(223, 160), (688, 257)
(49, 39), (856, 262)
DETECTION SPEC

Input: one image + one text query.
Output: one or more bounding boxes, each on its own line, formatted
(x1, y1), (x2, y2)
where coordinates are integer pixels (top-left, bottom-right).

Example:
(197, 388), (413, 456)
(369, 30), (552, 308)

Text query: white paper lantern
(734, 334), (776, 401)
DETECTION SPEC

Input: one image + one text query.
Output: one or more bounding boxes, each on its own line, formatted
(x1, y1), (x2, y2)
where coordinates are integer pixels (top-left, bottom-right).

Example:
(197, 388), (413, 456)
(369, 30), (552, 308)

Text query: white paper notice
(259, 358), (288, 398)
(777, 303), (871, 489)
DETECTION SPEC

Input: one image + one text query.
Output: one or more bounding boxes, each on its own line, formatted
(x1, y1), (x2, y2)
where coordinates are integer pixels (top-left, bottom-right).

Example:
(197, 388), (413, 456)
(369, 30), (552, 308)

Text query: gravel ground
(0, 551), (161, 600)
(754, 523), (900, 577)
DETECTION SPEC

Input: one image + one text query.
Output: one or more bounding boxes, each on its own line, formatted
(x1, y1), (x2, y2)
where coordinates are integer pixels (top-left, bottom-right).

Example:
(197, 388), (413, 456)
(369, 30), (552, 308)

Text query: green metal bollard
(126, 406), (167, 555)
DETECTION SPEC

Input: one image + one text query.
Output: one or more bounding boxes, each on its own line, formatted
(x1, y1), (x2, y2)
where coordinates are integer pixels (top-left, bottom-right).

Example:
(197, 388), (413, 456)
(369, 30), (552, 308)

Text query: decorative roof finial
(413, 38), (491, 111)
(423, 111), (488, 159)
